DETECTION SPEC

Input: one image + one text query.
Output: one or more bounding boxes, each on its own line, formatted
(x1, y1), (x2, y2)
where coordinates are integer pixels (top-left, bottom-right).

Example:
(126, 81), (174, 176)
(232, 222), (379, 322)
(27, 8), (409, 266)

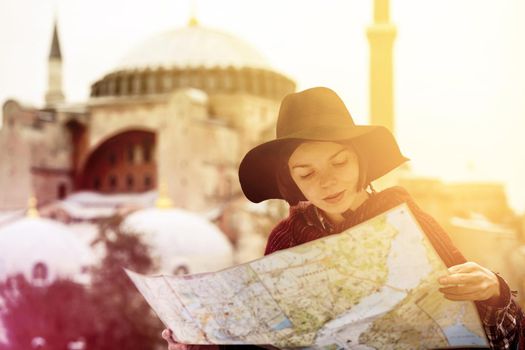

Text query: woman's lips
(323, 190), (345, 204)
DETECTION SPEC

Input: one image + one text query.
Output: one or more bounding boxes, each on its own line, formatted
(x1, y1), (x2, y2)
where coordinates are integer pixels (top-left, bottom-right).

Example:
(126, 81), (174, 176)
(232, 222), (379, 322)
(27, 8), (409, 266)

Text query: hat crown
(276, 87), (354, 138)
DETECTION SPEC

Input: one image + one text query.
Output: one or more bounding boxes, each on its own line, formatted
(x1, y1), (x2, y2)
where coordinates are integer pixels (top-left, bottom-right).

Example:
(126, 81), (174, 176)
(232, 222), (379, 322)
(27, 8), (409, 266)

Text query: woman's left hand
(438, 261), (501, 302)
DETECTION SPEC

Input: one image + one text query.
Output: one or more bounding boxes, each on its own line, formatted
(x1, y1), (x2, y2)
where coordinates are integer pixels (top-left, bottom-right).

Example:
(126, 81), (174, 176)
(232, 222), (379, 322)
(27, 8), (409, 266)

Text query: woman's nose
(319, 170), (336, 188)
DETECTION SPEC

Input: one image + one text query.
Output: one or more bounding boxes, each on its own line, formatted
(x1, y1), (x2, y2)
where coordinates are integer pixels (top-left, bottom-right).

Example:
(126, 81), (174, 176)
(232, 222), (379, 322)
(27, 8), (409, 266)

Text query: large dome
(121, 208), (233, 275)
(116, 25), (272, 71)
(90, 24), (295, 100)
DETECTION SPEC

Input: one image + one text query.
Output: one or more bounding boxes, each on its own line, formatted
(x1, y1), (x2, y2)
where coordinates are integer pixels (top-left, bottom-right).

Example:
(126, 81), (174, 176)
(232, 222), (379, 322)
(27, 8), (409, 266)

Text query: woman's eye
(332, 158), (348, 167)
(299, 172), (314, 179)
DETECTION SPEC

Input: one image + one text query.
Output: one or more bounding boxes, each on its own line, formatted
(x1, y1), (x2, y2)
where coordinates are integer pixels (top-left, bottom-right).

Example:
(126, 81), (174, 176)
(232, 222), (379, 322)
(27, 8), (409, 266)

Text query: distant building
(399, 176), (515, 226)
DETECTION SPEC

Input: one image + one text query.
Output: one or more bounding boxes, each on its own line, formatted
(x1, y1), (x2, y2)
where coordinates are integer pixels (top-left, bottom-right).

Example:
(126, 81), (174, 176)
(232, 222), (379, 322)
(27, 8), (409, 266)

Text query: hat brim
(239, 125), (409, 203)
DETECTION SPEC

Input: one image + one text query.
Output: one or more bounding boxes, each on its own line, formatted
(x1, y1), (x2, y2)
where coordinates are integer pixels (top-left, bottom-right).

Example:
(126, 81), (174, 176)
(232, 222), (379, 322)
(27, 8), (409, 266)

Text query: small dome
(115, 25), (271, 72)
(121, 208), (233, 274)
(0, 218), (94, 283)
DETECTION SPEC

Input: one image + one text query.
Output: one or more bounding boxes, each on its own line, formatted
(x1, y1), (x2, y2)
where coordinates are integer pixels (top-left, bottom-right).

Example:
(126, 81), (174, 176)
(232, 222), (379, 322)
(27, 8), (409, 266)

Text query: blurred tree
(0, 274), (94, 350)
(0, 214), (164, 350)
(86, 214), (164, 350)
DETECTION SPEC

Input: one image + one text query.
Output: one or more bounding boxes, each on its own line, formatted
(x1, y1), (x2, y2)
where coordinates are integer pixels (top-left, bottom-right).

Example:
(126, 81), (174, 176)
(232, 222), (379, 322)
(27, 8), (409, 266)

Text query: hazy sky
(1, 0), (524, 213)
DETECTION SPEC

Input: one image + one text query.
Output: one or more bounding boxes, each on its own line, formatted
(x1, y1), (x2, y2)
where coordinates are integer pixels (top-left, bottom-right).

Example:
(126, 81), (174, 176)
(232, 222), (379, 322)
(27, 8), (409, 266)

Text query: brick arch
(79, 130), (157, 193)
(78, 126), (157, 173)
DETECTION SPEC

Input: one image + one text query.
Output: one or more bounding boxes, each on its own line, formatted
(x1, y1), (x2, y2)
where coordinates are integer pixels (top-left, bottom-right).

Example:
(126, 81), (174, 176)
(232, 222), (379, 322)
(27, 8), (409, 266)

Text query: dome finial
(188, 0), (199, 27)
(155, 181), (174, 209)
(188, 16), (199, 27)
(27, 196), (40, 218)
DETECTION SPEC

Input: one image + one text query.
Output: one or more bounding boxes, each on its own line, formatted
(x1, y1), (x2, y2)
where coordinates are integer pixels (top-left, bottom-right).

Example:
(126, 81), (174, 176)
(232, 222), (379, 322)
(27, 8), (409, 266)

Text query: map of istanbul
(126, 204), (489, 349)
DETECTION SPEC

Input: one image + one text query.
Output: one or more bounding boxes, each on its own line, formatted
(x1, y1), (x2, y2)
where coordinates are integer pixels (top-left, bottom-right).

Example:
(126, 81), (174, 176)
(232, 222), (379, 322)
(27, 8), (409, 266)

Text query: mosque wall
(0, 101), (74, 209)
(31, 168), (72, 204)
(0, 128), (32, 210)
(29, 120), (72, 171)
(26, 114), (73, 205)
(157, 89), (238, 211)
(186, 119), (239, 207)
(87, 100), (167, 153)
(208, 93), (280, 159)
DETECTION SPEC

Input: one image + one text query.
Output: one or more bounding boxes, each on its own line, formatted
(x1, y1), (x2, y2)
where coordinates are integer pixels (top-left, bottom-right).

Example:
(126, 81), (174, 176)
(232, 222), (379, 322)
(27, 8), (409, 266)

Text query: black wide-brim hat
(239, 87), (409, 203)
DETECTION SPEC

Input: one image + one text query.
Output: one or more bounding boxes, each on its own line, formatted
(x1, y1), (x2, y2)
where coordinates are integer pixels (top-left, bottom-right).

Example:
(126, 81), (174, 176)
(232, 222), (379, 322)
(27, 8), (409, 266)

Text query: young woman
(163, 87), (523, 349)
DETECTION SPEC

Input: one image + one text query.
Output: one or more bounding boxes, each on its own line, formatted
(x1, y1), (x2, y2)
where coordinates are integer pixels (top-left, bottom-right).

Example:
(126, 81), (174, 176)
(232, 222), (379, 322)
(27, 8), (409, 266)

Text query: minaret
(45, 22), (65, 106)
(367, 0), (396, 133)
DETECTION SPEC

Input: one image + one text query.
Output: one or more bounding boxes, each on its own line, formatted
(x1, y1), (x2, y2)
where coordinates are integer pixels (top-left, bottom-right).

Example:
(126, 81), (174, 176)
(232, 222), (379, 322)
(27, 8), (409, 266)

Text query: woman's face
(288, 141), (362, 218)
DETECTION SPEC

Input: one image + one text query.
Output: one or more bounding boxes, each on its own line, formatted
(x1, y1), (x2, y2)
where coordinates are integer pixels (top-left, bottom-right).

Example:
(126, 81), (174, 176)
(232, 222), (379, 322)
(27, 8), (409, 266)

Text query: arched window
(32, 261), (48, 281)
(132, 75), (141, 94)
(163, 73), (172, 91)
(108, 152), (117, 166)
(126, 75), (133, 95)
(144, 175), (153, 189)
(173, 264), (189, 276)
(224, 73), (233, 90)
(58, 183), (67, 200)
(143, 140), (152, 163)
(107, 77), (116, 95)
(109, 175), (118, 191)
(147, 74), (156, 94)
(126, 174), (134, 190)
(207, 75), (217, 90)
(115, 76), (122, 95)
(127, 144), (134, 163)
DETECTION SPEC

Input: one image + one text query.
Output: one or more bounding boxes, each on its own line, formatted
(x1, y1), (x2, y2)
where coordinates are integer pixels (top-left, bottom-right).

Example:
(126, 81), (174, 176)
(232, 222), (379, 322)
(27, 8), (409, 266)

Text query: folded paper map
(125, 203), (488, 349)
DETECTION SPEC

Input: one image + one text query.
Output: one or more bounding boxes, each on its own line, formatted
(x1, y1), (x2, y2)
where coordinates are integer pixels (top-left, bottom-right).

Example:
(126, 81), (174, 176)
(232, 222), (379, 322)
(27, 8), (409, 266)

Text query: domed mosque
(0, 18), (295, 213)
(84, 21), (294, 214)
(0, 17), (295, 274)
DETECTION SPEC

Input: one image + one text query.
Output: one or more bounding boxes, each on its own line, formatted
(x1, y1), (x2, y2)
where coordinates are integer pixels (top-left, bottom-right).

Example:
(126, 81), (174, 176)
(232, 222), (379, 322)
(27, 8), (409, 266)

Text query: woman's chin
(319, 199), (353, 218)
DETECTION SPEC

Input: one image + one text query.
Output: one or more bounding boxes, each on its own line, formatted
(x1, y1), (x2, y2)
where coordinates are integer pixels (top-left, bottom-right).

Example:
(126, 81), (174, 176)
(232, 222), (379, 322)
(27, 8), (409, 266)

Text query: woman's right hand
(162, 329), (189, 350)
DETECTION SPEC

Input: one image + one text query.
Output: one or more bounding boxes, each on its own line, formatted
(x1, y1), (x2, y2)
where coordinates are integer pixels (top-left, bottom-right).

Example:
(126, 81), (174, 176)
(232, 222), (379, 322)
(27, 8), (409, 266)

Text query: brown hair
(276, 140), (369, 205)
